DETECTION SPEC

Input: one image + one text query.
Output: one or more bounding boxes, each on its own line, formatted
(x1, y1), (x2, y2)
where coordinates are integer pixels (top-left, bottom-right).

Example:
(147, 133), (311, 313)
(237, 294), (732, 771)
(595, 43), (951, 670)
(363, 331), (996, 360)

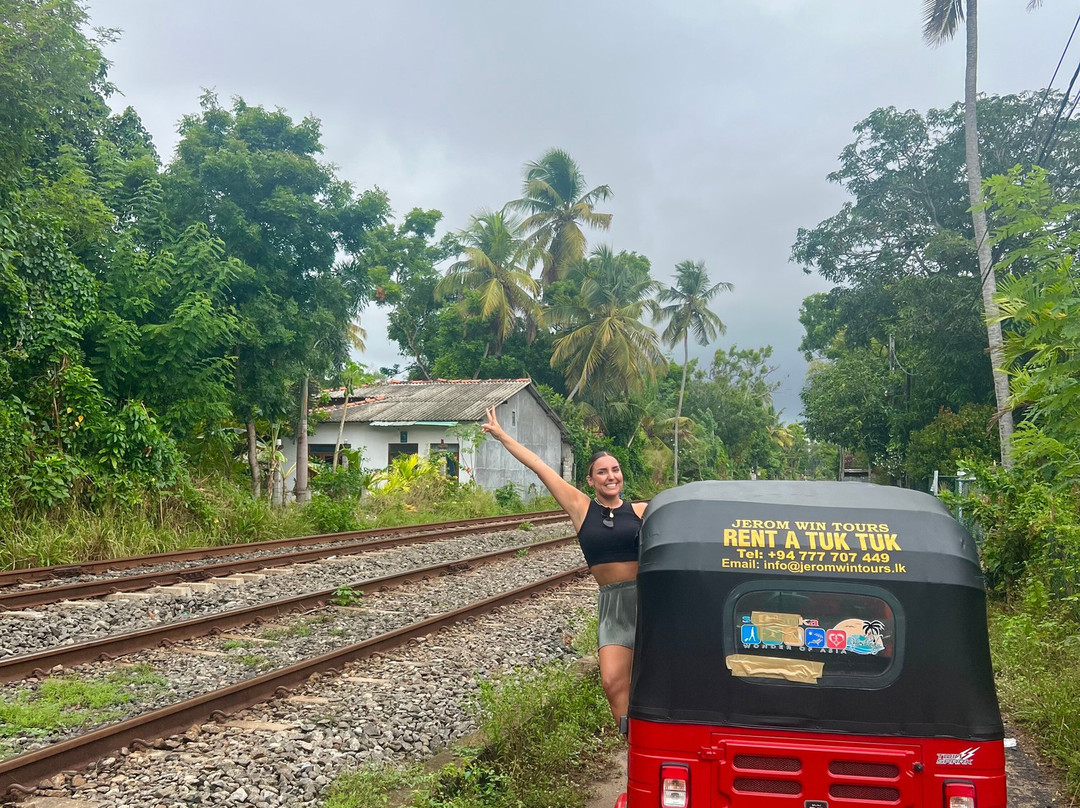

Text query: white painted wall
(281, 420), (479, 489)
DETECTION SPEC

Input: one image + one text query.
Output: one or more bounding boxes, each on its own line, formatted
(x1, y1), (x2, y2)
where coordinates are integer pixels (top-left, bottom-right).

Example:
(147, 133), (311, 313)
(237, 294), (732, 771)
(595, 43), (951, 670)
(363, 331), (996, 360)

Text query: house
(281, 378), (574, 494)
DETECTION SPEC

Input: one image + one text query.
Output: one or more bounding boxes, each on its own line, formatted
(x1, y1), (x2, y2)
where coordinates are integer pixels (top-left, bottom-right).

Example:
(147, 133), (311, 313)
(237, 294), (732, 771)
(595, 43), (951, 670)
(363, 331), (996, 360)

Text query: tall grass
(989, 595), (1080, 802)
(1, 471), (560, 569)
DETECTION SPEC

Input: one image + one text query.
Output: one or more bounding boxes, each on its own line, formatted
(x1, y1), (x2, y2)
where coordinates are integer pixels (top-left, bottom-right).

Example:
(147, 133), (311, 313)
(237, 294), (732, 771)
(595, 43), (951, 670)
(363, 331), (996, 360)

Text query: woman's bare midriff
(590, 560), (639, 586)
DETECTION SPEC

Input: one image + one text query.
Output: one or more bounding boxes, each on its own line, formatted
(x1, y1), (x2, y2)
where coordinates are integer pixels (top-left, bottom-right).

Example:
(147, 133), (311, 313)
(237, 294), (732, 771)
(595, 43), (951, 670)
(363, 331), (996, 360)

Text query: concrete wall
(472, 390), (570, 495)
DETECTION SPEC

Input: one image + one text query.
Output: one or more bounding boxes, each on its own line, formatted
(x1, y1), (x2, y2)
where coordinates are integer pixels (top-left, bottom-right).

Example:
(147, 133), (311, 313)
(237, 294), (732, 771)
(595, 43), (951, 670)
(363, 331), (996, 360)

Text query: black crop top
(577, 499), (642, 567)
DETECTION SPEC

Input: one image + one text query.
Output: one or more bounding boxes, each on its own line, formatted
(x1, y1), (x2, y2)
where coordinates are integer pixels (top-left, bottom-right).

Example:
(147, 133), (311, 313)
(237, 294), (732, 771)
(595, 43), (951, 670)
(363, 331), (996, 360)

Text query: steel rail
(0, 534), (575, 683)
(0, 509), (567, 586)
(0, 566), (589, 798)
(0, 514), (568, 611)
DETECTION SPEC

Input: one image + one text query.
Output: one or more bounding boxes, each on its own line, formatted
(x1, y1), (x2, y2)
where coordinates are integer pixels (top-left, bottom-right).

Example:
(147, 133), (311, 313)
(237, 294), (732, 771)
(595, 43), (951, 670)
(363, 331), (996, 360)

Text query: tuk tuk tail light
(660, 763), (689, 808)
(945, 781), (977, 808)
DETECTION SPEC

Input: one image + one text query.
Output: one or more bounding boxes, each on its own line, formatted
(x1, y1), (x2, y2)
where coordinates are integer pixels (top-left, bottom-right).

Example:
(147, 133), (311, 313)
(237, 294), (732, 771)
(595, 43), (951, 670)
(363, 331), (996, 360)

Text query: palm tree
(505, 149), (612, 287)
(920, 0), (1041, 467)
(656, 260), (733, 483)
(548, 246), (665, 403)
(436, 211), (543, 376)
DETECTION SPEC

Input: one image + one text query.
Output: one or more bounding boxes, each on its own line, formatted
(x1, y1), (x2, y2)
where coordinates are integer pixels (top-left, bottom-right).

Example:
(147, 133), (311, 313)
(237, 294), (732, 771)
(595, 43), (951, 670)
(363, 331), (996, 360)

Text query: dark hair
(586, 451), (616, 478)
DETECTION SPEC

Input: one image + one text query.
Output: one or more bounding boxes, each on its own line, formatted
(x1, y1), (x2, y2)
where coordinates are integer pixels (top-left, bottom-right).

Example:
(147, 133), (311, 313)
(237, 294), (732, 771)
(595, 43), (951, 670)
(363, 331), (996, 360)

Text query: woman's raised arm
(480, 406), (590, 529)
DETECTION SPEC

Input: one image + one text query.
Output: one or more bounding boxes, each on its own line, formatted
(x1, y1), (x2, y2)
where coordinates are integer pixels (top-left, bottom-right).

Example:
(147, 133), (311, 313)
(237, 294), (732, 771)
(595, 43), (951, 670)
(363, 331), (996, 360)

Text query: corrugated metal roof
(323, 379), (535, 424)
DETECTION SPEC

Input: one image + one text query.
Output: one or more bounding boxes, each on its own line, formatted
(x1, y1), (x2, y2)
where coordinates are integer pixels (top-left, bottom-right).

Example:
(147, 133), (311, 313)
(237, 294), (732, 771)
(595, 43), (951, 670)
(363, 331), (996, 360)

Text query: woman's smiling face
(587, 455), (623, 498)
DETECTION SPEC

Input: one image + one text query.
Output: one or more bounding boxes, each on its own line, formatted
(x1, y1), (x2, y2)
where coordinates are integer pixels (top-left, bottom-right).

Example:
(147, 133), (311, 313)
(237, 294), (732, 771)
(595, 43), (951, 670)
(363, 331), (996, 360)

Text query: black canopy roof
(630, 481), (1002, 739)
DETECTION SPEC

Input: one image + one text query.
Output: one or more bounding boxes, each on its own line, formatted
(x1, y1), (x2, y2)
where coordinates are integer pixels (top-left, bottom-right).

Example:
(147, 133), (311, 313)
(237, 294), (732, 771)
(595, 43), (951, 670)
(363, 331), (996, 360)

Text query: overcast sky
(85, 1), (1077, 416)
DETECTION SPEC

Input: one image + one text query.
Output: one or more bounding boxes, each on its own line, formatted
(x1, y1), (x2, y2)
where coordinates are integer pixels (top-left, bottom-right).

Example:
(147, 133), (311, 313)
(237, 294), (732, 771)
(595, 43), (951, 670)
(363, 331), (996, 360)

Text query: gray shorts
(597, 579), (637, 649)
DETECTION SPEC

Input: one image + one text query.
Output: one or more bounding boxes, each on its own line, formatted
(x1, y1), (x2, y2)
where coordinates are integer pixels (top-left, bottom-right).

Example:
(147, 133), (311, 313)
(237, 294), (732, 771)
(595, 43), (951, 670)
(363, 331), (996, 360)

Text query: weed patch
(0, 665), (167, 740)
(325, 660), (616, 808)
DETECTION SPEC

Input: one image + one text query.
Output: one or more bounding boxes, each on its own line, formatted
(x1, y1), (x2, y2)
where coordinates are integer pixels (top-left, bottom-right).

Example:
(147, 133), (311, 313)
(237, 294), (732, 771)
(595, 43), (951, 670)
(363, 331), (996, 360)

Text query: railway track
(1, 565), (587, 800)
(0, 518), (594, 804)
(0, 510), (569, 610)
(0, 534), (575, 683)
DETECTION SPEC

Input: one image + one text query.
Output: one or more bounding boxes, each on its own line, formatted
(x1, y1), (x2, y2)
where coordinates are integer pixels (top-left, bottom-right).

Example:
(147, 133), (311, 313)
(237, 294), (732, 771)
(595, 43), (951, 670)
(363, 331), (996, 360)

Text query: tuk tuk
(618, 481), (1004, 808)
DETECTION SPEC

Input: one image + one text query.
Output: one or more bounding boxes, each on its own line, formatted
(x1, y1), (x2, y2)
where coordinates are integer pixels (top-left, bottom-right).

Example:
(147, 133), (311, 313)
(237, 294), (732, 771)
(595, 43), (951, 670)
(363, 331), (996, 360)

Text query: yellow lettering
(785, 531), (801, 549)
(724, 528), (738, 546)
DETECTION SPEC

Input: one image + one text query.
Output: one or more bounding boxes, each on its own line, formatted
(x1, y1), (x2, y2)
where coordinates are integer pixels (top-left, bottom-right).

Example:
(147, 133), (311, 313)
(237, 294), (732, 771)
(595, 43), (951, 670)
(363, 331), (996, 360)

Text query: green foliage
(792, 94), (1080, 471)
(310, 458), (374, 502)
(989, 604), (1080, 802)
(0, 665), (166, 742)
(800, 344), (893, 465)
(262, 620), (313, 640)
(493, 482), (524, 512)
(305, 493), (361, 534)
(987, 167), (1080, 488)
(436, 210), (543, 362)
(903, 404), (999, 489)
(954, 463), (1080, 605)
(373, 454), (443, 495)
(0, 0), (113, 175)
(548, 247), (664, 405)
(332, 586), (363, 607)
(505, 148), (612, 287)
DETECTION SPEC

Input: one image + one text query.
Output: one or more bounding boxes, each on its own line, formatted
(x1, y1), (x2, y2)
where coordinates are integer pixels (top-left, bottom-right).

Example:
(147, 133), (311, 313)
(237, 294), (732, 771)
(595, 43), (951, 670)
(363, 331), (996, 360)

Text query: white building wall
(282, 421), (479, 489)
(281, 389), (571, 496)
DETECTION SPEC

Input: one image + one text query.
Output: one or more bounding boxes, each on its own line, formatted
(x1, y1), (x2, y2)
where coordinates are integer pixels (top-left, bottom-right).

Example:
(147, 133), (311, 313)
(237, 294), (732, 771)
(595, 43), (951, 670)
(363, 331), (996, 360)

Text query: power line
(1033, 10), (1080, 123)
(1037, 54), (1080, 165)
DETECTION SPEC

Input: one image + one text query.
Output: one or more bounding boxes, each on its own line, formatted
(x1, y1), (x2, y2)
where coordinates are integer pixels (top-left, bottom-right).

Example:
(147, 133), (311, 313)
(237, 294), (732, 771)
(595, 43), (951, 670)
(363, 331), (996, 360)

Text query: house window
(387, 443), (418, 464)
(308, 443), (347, 463)
(399, 430), (408, 443)
(511, 410), (517, 427)
(430, 442), (460, 477)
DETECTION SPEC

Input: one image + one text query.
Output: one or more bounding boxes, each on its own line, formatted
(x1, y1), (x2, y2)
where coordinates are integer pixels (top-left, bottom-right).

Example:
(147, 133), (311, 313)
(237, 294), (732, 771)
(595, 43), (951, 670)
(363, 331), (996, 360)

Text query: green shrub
(305, 493), (361, 534)
(493, 482), (523, 511)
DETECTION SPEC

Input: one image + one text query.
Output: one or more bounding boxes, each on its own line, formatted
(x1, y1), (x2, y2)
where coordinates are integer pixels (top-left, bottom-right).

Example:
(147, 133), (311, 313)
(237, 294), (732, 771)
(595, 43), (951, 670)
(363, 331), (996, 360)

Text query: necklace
(594, 497), (618, 528)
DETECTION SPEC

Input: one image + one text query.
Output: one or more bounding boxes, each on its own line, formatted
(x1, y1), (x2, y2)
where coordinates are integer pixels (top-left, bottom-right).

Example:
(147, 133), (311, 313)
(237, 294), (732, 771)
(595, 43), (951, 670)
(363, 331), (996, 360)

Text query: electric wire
(1036, 55), (1080, 165)
(1032, 10), (1080, 124)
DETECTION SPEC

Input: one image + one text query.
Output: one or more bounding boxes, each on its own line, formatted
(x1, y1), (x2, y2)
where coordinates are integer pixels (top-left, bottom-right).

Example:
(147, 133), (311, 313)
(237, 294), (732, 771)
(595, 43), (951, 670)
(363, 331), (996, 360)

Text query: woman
(481, 406), (646, 721)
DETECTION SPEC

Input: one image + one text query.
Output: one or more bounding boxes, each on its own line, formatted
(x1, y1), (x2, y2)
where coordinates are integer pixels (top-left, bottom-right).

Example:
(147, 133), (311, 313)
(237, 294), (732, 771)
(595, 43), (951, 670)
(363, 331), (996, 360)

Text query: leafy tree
(792, 94), (1080, 466)
(505, 149), (612, 287)
(988, 167), (1080, 487)
(547, 246), (664, 404)
(800, 344), (893, 465)
(365, 207), (456, 380)
(435, 210), (542, 372)
(656, 260), (732, 483)
(0, 0), (113, 175)
(904, 403), (999, 488)
(163, 95), (389, 498)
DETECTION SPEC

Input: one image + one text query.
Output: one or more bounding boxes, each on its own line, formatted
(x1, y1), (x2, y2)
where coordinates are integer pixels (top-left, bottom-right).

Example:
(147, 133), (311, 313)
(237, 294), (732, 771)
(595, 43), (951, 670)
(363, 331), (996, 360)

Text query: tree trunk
(405, 327), (432, 380)
(295, 376), (310, 504)
(964, 0), (1014, 467)
(333, 387), (350, 471)
(674, 335), (689, 484)
(246, 421), (260, 499)
(472, 343), (491, 380)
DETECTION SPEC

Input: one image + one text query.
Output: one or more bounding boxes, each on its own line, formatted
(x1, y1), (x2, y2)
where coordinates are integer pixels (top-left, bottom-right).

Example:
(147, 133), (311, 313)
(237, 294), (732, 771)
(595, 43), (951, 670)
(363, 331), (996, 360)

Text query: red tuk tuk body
(620, 482), (1005, 808)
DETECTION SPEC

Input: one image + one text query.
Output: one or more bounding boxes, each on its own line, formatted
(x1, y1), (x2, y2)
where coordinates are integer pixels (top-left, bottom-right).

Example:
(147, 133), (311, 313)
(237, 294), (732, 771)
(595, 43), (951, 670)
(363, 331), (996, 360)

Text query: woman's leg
(598, 644), (633, 721)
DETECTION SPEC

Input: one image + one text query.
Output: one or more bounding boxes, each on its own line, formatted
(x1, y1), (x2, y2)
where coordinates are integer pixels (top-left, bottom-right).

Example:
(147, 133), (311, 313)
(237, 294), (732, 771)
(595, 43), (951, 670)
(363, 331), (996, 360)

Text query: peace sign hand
(481, 406), (506, 441)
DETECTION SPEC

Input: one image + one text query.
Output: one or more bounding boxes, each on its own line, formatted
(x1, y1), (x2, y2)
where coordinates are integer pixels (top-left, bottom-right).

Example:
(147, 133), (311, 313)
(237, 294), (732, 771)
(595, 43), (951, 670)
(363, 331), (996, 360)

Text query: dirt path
(584, 722), (1068, 808)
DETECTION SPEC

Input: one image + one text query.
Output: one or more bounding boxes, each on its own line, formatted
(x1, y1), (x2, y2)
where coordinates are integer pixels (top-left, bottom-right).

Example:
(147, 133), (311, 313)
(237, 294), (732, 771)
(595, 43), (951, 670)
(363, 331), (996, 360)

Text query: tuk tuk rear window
(727, 583), (902, 687)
